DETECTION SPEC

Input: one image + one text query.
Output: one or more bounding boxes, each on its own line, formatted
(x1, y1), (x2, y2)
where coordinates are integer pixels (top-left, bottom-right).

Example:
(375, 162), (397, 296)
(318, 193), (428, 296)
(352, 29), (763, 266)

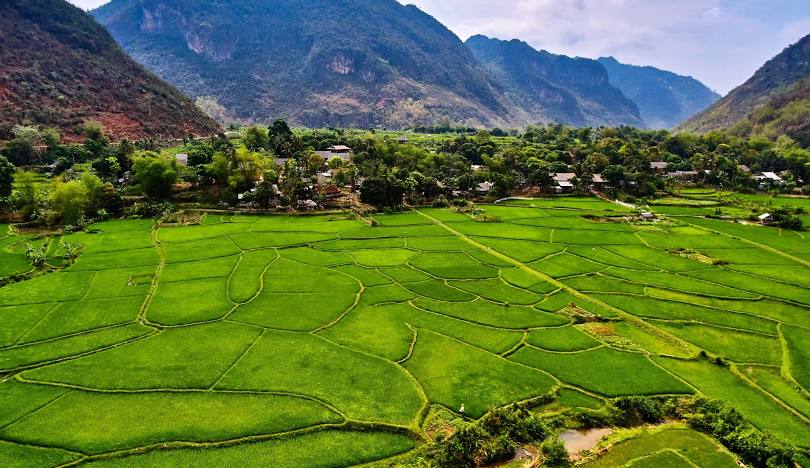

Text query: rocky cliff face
(466, 35), (644, 128)
(598, 57), (720, 129)
(93, 0), (523, 128)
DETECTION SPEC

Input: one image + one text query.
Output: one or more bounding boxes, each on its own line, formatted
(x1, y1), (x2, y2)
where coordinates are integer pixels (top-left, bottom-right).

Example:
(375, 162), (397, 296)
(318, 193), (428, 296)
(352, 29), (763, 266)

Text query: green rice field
(0, 197), (807, 466)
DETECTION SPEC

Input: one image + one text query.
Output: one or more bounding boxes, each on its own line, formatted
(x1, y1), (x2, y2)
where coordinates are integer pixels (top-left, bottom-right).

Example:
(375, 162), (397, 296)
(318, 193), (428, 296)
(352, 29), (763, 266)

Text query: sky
(69, 0), (809, 95)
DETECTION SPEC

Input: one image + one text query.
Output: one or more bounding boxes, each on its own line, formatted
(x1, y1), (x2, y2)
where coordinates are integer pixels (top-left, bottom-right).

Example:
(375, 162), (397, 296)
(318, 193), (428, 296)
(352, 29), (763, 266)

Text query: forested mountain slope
(0, 0), (220, 140)
(680, 34), (810, 135)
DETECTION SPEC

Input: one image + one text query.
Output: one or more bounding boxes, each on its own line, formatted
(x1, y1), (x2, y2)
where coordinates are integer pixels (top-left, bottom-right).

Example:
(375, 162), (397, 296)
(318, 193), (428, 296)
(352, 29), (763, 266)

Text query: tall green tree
(132, 152), (178, 199)
(0, 155), (14, 198)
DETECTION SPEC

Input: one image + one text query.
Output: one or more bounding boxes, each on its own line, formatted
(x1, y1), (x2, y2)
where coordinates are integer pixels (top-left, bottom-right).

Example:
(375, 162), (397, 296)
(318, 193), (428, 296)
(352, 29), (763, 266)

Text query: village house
(650, 161), (669, 173)
(756, 172), (784, 189)
(758, 213), (774, 225)
(175, 153), (189, 167)
(316, 145), (353, 162)
(397, 135), (409, 144)
(476, 181), (494, 195)
(553, 172), (576, 193)
(640, 212), (656, 222)
(665, 170), (700, 181)
(589, 173), (609, 190)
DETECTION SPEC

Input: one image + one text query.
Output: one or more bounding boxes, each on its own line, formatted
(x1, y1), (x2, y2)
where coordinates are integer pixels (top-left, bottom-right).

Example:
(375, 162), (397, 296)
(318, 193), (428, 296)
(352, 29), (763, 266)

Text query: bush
(433, 425), (488, 468)
(480, 434), (516, 465)
(480, 405), (548, 443)
(612, 396), (664, 426)
(678, 397), (794, 468)
(541, 438), (571, 467)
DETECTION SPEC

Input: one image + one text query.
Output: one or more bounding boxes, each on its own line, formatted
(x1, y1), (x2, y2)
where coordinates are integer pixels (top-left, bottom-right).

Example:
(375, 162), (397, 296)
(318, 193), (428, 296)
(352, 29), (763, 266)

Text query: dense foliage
(0, 0), (220, 140)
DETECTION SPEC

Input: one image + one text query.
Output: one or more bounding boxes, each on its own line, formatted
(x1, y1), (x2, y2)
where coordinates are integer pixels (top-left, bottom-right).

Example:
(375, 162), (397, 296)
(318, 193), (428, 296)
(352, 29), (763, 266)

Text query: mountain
(680, 34), (810, 134)
(465, 35), (644, 128)
(728, 78), (810, 147)
(92, 0), (525, 129)
(0, 0), (220, 141)
(597, 57), (720, 129)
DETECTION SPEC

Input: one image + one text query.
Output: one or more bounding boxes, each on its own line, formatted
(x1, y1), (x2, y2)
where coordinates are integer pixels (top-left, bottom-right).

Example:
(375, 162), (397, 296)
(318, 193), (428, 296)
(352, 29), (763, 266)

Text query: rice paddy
(0, 197), (807, 465)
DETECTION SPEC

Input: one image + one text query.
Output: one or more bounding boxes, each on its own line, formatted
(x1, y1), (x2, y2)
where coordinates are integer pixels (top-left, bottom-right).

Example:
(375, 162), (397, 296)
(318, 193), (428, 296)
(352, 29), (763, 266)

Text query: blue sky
(69, 0), (809, 95)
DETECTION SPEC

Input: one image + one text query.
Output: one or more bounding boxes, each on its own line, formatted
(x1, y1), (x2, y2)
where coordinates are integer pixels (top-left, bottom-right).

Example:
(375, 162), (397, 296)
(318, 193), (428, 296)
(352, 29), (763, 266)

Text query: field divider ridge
(415, 209), (700, 358)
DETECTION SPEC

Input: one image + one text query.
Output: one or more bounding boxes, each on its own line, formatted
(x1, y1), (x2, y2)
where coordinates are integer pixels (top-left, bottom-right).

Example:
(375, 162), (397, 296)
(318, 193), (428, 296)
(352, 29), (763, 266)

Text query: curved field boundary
(415, 209), (699, 358)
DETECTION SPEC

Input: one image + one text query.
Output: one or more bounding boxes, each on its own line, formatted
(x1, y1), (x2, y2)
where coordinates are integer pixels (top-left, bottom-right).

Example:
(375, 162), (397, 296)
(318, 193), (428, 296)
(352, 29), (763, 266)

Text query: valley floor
(0, 197), (807, 466)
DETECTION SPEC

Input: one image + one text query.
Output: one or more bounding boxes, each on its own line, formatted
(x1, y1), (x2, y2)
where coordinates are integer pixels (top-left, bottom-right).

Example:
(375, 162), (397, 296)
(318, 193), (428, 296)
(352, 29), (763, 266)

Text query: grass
(160, 256), (239, 283)
(403, 280), (476, 302)
(404, 330), (556, 418)
(526, 326), (601, 351)
(0, 391), (341, 454)
(349, 249), (417, 267)
(582, 426), (738, 468)
(0, 271), (95, 306)
(782, 324), (810, 392)
(19, 297), (143, 343)
(148, 278), (233, 325)
(0, 380), (66, 428)
(214, 330), (425, 426)
(447, 278), (543, 305)
(0, 303), (58, 347)
(510, 346), (693, 397)
(81, 429), (416, 467)
(652, 322), (781, 365)
(0, 440), (80, 468)
(0, 208), (806, 464)
(0, 324), (153, 372)
(22, 322), (260, 389)
(530, 253), (605, 278)
(412, 297), (567, 328)
(593, 294), (777, 334)
(472, 237), (564, 262)
(230, 292), (356, 331)
(409, 252), (499, 279)
(319, 302), (523, 360)
(743, 366), (810, 419)
(654, 357), (810, 447)
(228, 250), (278, 302)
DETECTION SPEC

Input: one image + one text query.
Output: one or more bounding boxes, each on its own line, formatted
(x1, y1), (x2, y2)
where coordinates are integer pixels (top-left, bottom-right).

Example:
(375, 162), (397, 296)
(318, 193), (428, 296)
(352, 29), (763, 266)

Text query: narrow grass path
(415, 209), (698, 357)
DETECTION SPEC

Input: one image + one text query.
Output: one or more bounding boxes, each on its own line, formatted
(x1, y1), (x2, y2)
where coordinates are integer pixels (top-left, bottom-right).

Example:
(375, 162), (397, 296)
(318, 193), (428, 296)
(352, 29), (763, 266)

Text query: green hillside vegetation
(730, 78), (810, 147)
(680, 33), (810, 137)
(0, 0), (220, 140)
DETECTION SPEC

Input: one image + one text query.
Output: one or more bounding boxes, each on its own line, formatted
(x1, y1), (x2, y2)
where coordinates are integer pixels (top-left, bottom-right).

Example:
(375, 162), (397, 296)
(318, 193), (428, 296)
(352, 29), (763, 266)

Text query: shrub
(678, 397), (794, 468)
(541, 438), (571, 467)
(612, 396), (664, 426)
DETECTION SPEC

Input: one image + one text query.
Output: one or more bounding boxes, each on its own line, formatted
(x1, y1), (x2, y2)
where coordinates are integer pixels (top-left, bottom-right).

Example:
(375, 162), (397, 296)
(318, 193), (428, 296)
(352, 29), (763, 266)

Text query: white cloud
(67, 0), (108, 9)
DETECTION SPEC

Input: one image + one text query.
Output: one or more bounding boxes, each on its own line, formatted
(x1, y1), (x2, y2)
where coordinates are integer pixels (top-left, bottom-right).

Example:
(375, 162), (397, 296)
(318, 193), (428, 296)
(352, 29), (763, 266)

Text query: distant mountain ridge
(465, 35), (645, 128)
(597, 57), (720, 129)
(91, 0), (720, 130)
(679, 34), (810, 135)
(0, 0), (220, 140)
